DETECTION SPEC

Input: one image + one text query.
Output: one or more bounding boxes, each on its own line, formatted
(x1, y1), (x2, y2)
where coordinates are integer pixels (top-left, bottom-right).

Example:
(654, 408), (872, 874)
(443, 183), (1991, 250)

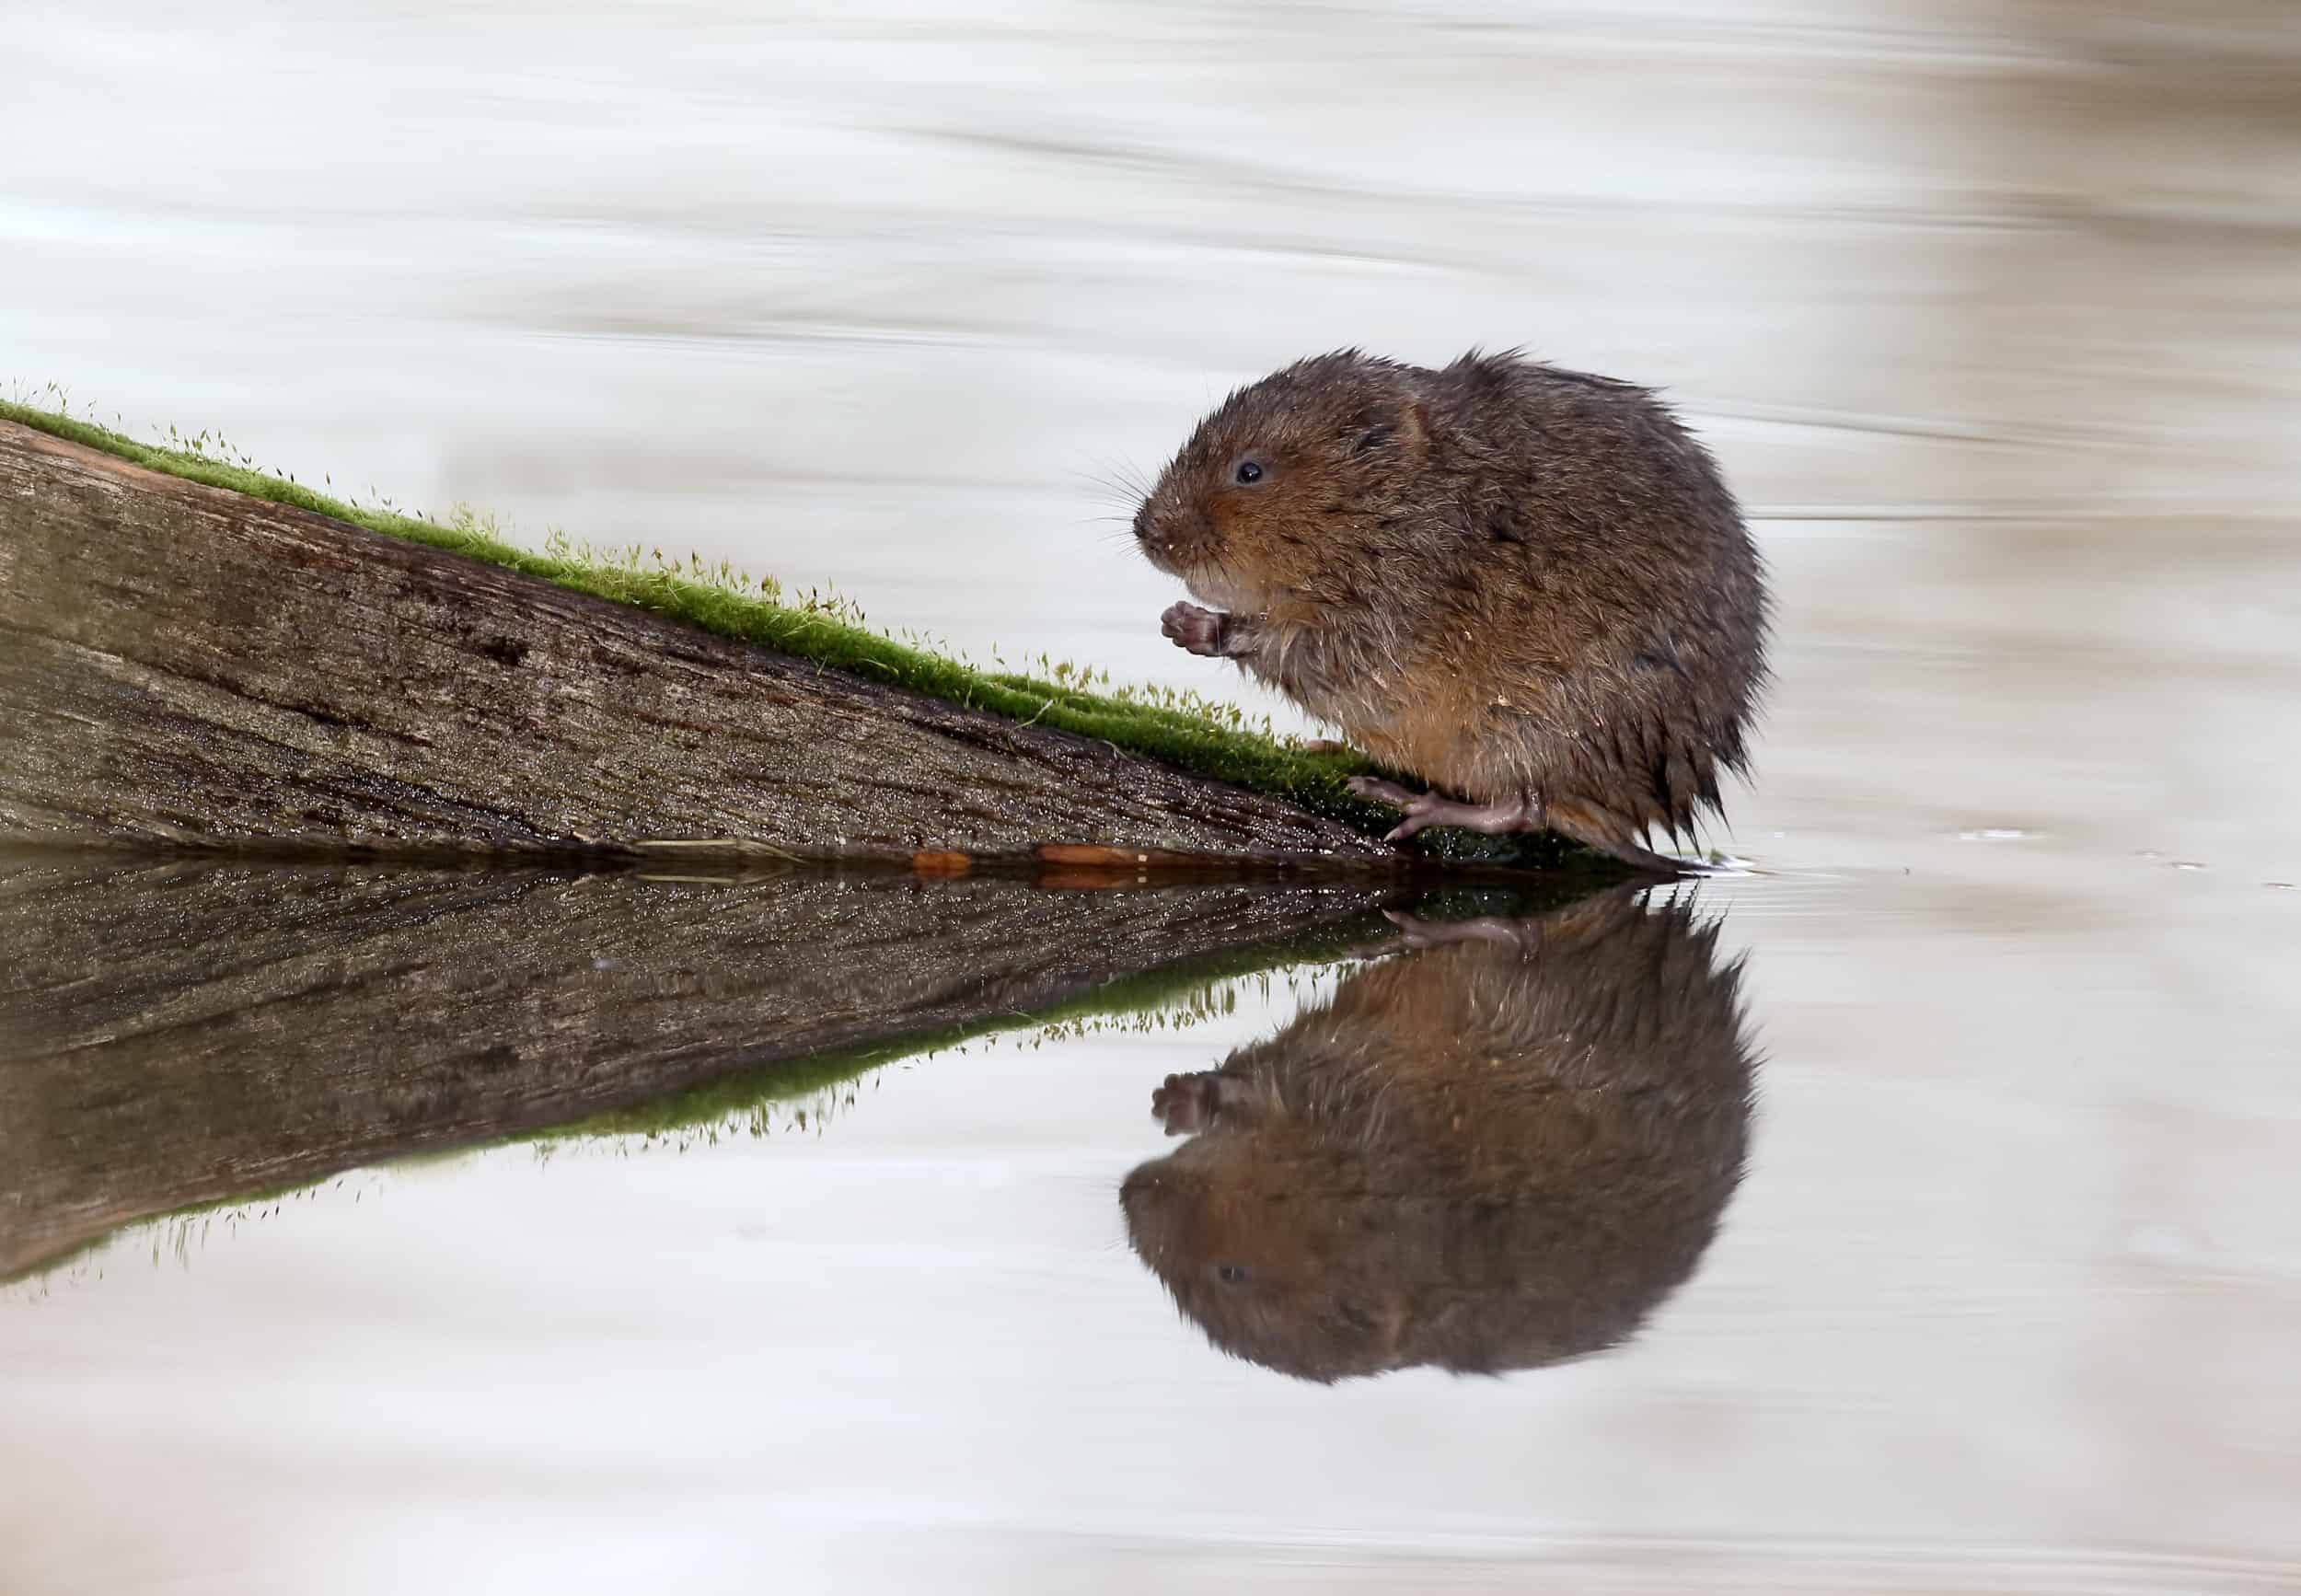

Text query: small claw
(1382, 796), (1442, 843)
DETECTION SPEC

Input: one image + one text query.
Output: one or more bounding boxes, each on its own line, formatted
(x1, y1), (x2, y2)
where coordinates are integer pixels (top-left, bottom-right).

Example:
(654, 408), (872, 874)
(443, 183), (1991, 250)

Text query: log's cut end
(0, 421), (1397, 868)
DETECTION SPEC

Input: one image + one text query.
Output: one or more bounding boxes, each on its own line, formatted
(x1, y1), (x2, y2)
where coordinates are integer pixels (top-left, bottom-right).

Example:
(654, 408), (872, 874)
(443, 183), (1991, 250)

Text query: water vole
(1119, 889), (1756, 1382)
(1133, 349), (1768, 869)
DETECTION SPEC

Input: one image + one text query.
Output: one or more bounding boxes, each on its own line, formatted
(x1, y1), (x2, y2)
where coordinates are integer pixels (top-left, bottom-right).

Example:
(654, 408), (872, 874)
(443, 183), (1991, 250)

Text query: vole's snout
(1133, 492), (1196, 574)
(1119, 1164), (1170, 1255)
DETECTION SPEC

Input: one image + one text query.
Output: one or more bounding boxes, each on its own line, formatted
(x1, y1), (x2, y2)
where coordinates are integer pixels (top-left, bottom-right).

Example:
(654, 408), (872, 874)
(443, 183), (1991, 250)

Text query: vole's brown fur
(1134, 349), (1767, 867)
(1119, 889), (1755, 1383)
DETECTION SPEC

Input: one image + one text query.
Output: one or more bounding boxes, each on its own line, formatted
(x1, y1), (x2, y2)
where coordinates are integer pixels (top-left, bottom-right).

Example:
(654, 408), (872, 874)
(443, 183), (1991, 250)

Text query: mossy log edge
(0, 419), (1442, 868)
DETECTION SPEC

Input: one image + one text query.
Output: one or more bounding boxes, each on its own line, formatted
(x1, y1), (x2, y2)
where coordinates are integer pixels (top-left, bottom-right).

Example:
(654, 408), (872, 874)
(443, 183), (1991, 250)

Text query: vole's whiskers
(1074, 457), (1155, 513)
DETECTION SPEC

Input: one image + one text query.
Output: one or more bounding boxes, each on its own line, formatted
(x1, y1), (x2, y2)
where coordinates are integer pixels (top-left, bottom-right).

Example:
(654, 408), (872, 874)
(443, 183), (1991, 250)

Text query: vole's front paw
(1161, 602), (1227, 657)
(1151, 1070), (1221, 1134)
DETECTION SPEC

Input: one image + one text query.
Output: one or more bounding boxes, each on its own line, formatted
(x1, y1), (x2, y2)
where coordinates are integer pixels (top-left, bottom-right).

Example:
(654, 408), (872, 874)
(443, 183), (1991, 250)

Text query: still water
(4, 1), (2299, 1591)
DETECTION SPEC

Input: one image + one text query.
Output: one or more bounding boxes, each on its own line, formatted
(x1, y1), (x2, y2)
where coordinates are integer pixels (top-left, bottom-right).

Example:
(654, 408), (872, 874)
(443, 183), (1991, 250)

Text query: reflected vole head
(1132, 350), (1428, 607)
(1122, 1117), (1729, 1385)
(1120, 1146), (1414, 1383)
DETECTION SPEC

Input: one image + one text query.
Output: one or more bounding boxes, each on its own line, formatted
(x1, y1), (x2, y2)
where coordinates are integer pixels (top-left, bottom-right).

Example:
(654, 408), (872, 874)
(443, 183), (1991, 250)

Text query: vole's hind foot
(1545, 801), (1699, 877)
(1574, 832), (1703, 883)
(1628, 841), (1724, 876)
(1348, 778), (1538, 843)
(1595, 838), (1694, 875)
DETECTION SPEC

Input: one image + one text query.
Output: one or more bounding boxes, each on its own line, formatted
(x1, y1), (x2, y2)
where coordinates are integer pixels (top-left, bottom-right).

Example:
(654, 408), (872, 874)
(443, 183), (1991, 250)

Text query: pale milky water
(4, 2), (2301, 1592)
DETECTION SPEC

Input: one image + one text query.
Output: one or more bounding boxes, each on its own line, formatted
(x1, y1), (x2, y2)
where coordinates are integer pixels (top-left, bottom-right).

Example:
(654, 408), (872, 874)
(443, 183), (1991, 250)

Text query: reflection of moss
(2, 399), (1594, 869)
(560, 908), (1394, 1141)
(574, 875), (1610, 1142)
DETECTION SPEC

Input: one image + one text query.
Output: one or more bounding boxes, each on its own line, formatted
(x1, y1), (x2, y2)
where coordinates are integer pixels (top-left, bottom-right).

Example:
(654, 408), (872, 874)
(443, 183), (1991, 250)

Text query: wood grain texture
(0, 422), (1393, 866)
(0, 850), (1404, 1278)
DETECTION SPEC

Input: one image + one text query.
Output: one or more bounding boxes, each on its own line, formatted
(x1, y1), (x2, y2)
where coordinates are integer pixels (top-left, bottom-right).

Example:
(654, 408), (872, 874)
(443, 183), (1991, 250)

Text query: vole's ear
(1347, 396), (1428, 458)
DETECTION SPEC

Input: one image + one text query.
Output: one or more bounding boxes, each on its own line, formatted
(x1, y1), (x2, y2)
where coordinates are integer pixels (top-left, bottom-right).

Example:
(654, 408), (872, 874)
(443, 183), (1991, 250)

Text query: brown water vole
(1119, 888), (1755, 1382)
(1133, 350), (1768, 869)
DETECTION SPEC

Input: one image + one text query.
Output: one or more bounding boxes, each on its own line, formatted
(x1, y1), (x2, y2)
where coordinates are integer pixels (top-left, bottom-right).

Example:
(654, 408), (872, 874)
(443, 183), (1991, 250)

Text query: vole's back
(1398, 354), (1767, 851)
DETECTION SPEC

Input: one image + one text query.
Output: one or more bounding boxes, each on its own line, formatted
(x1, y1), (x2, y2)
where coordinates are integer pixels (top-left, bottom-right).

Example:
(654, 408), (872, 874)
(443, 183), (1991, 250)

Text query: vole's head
(1132, 351), (1428, 609)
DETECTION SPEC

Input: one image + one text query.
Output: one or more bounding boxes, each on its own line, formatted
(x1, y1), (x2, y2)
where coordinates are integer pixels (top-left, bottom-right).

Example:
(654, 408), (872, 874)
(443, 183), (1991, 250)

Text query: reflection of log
(0, 849), (1405, 1279)
(0, 421), (1390, 865)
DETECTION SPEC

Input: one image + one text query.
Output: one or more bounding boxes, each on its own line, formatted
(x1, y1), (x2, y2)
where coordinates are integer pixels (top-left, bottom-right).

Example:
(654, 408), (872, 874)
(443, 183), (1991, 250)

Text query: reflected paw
(1151, 1070), (1220, 1135)
(1382, 908), (1543, 952)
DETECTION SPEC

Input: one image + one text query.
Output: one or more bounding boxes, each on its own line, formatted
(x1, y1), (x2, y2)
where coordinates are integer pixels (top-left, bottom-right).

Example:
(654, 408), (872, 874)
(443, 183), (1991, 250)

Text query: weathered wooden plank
(0, 422), (1394, 866)
(0, 850), (1409, 1278)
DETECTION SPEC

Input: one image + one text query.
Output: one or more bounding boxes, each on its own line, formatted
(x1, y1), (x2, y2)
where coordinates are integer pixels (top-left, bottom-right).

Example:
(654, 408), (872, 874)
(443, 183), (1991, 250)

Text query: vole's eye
(1215, 1264), (1251, 1285)
(1232, 457), (1265, 487)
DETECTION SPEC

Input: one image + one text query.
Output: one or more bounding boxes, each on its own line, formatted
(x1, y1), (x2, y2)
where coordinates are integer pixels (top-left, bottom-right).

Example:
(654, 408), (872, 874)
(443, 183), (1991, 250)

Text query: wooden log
(0, 420), (1398, 866)
(0, 849), (1413, 1279)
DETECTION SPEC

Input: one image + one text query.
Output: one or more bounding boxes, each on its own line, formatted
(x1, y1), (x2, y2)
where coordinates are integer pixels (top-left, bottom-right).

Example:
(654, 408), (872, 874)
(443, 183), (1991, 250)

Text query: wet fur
(1134, 349), (1770, 862)
(1119, 890), (1757, 1383)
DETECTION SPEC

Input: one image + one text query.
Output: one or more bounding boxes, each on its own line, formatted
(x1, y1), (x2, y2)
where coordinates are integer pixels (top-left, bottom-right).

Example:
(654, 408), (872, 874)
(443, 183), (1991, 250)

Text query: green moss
(0, 396), (1591, 869)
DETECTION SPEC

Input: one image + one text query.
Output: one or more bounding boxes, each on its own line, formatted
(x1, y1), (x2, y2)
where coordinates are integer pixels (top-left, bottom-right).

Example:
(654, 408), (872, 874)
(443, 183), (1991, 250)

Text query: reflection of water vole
(1120, 890), (1755, 1383)
(1134, 350), (1768, 870)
